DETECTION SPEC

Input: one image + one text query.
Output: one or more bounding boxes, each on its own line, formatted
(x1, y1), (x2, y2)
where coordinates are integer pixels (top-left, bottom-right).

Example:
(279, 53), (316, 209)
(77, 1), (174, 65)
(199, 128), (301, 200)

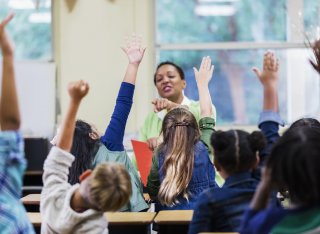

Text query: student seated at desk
(0, 13), (35, 234)
(147, 56), (217, 211)
(51, 35), (148, 212)
(239, 40), (320, 234)
(189, 51), (283, 234)
(41, 80), (132, 233)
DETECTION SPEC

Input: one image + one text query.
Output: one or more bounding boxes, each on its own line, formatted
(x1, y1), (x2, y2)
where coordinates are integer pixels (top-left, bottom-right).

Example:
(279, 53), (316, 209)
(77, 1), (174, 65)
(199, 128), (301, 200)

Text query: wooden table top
(154, 210), (194, 224)
(21, 194), (41, 205)
(22, 193), (151, 205)
(105, 212), (156, 225)
(27, 212), (41, 227)
(27, 212), (156, 227)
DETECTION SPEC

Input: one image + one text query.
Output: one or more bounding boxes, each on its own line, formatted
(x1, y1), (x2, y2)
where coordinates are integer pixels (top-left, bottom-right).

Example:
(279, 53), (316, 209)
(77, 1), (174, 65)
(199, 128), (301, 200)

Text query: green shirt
(272, 207), (320, 234)
(147, 117), (216, 199)
(93, 143), (149, 212)
(139, 96), (216, 141)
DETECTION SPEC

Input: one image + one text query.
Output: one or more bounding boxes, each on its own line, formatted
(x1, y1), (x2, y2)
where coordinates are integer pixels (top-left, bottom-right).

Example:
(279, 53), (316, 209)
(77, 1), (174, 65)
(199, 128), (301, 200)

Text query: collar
(157, 95), (191, 120)
(223, 172), (256, 188)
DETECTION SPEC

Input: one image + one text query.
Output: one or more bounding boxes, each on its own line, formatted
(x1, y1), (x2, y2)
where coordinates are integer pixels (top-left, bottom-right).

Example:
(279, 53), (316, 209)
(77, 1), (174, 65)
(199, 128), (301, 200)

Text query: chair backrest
(24, 137), (49, 171)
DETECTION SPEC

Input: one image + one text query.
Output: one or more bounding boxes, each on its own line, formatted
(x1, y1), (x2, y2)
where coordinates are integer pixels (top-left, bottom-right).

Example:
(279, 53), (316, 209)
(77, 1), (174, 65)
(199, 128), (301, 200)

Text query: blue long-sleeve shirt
(100, 82), (134, 151)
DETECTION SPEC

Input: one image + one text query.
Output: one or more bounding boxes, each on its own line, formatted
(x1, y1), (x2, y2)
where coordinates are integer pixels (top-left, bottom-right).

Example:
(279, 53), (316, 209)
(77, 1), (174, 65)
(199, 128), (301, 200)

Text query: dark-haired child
(188, 51), (284, 233)
(147, 56), (217, 210)
(0, 13), (35, 233)
(240, 126), (320, 234)
(52, 35), (149, 212)
(41, 80), (132, 233)
(240, 44), (320, 234)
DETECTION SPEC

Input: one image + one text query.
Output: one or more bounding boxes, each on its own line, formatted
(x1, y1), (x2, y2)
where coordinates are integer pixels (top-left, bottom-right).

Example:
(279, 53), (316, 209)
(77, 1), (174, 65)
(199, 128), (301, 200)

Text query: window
(0, 0), (52, 60)
(156, 0), (320, 125)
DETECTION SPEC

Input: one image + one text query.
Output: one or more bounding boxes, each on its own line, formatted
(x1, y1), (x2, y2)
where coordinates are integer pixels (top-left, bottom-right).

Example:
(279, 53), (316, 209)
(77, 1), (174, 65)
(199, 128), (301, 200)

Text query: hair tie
(175, 122), (189, 127)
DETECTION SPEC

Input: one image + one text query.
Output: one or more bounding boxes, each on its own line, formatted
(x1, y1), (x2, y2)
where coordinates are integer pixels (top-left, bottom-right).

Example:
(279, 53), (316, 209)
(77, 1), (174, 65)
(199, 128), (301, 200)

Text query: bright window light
(29, 12), (51, 23)
(8, 0), (35, 9)
(195, 5), (236, 16)
(198, 0), (238, 2)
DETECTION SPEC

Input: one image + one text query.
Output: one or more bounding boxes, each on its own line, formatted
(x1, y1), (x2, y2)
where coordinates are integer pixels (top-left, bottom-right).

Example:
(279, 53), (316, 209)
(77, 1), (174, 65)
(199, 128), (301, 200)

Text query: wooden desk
(28, 211), (156, 234)
(21, 194), (41, 205)
(21, 193), (151, 206)
(22, 194), (41, 212)
(105, 212), (156, 225)
(154, 210), (193, 234)
(27, 212), (41, 227)
(106, 212), (156, 234)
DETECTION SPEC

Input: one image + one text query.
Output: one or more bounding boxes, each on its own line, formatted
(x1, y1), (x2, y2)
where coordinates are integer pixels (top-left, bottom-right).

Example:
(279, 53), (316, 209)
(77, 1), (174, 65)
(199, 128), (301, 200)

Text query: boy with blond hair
(40, 80), (132, 233)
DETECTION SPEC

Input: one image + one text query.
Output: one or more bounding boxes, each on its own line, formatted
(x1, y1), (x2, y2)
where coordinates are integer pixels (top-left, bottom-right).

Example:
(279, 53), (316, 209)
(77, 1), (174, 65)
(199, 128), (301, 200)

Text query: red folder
(131, 140), (153, 186)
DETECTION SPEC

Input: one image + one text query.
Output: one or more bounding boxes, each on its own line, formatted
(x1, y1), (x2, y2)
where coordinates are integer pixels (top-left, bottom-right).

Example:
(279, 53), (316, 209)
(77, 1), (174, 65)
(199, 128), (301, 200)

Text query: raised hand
(0, 13), (14, 56)
(151, 98), (178, 113)
(193, 56), (214, 86)
(121, 34), (146, 65)
(68, 80), (89, 103)
(252, 51), (279, 87)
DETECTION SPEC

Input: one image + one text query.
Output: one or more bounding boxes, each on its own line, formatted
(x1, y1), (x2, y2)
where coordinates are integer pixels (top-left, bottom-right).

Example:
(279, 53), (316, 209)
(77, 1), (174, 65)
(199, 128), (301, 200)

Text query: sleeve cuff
(47, 146), (75, 167)
(199, 117), (216, 129)
(258, 111), (285, 127)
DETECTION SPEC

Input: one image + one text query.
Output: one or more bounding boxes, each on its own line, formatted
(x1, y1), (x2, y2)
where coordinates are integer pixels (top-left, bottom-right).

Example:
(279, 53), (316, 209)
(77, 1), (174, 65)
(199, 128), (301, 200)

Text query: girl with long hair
(147, 56), (217, 210)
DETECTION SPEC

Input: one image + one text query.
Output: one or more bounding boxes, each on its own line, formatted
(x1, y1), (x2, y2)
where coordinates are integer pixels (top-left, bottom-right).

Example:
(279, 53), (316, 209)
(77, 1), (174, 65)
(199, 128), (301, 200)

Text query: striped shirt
(0, 131), (35, 234)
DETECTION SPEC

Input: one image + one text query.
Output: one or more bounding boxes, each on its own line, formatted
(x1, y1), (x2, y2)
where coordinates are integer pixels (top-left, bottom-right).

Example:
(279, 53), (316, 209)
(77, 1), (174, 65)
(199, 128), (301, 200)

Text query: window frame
(154, 0), (320, 125)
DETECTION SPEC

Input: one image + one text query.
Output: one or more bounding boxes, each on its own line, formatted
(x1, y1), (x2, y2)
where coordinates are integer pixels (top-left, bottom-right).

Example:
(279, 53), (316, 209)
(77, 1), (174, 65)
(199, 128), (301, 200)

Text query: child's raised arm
(193, 56), (214, 118)
(56, 80), (89, 152)
(121, 34), (146, 85)
(0, 14), (20, 131)
(252, 51), (279, 112)
(100, 35), (146, 151)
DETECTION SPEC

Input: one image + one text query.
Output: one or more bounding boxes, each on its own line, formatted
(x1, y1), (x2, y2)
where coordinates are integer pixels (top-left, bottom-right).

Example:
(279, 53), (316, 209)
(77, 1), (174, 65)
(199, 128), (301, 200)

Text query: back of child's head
(267, 126), (320, 206)
(158, 107), (200, 205)
(89, 163), (132, 212)
(289, 118), (320, 130)
(69, 120), (100, 184)
(161, 107), (200, 149)
(211, 130), (266, 175)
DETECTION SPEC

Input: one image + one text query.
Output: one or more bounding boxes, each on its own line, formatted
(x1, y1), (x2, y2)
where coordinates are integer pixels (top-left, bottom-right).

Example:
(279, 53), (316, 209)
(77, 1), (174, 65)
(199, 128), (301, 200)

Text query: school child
(188, 51), (284, 233)
(52, 35), (149, 212)
(147, 56), (217, 210)
(240, 41), (320, 234)
(0, 13), (35, 234)
(40, 80), (132, 233)
(240, 126), (320, 234)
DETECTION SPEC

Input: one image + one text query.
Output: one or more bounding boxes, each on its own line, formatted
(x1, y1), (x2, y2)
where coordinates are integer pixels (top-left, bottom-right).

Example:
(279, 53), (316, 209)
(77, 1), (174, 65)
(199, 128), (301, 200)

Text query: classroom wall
(53, 0), (155, 135)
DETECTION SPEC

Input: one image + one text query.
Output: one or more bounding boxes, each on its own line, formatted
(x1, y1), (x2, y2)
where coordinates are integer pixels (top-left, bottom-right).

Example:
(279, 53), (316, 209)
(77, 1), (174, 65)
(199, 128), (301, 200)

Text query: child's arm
(0, 14), (20, 131)
(253, 51), (279, 113)
(56, 81), (89, 152)
(193, 56), (214, 118)
(250, 168), (273, 211)
(100, 35), (145, 151)
(253, 51), (284, 170)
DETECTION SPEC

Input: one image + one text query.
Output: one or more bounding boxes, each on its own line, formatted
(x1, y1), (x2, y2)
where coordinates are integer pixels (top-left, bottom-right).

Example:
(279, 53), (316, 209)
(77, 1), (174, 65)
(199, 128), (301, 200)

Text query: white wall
(53, 0), (155, 135)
